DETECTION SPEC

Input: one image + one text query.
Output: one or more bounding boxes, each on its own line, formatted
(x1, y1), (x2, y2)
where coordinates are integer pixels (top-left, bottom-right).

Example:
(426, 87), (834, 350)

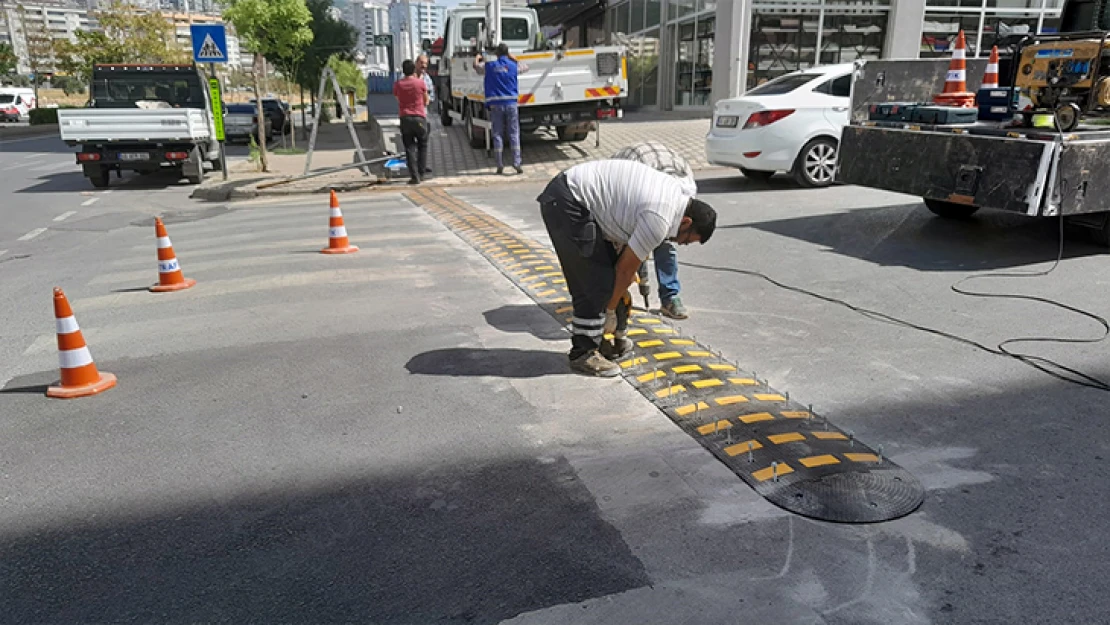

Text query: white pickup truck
(58, 64), (221, 188)
(434, 2), (627, 147)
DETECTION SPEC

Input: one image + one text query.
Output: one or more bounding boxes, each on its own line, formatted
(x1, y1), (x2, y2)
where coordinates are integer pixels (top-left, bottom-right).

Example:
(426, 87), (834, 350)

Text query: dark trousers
(538, 174), (630, 359)
(400, 115), (428, 180)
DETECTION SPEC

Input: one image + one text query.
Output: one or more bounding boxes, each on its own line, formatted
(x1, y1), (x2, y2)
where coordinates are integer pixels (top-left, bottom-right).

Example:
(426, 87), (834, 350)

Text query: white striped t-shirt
(564, 159), (694, 261)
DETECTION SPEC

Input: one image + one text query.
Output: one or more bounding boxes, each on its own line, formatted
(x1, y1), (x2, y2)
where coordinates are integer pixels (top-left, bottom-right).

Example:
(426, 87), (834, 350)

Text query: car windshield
(460, 17), (530, 42)
(746, 73), (821, 96)
(0, 95), (15, 104)
(91, 74), (205, 109)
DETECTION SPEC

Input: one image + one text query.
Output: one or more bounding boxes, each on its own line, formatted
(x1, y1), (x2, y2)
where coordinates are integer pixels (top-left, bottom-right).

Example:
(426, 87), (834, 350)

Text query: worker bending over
(537, 160), (717, 377)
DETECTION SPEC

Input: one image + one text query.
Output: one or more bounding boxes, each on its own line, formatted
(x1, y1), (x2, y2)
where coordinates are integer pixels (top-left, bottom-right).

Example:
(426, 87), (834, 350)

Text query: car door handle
(831, 106), (848, 112)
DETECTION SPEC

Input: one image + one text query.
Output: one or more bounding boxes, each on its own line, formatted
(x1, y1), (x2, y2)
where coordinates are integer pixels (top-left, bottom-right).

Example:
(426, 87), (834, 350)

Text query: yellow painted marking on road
(768, 432), (806, 445)
(529, 282), (548, 289)
(620, 357), (648, 369)
(536, 289), (557, 297)
(512, 249), (528, 254)
(782, 411), (810, 419)
(709, 363), (737, 372)
(552, 278), (566, 284)
(687, 351), (711, 358)
(637, 339), (665, 348)
(799, 455), (841, 468)
(653, 328), (675, 334)
(504, 263), (523, 269)
(697, 420), (733, 435)
(556, 306), (572, 314)
(637, 370), (665, 383)
(692, 378), (724, 389)
(754, 393), (786, 402)
(543, 272), (563, 278)
(655, 384), (686, 398)
(512, 269), (530, 275)
(492, 252), (510, 258)
(845, 453), (880, 463)
(725, 440), (763, 456)
(521, 275), (541, 283)
(753, 463), (794, 482)
(552, 297), (569, 303)
(519, 255), (539, 260)
(653, 352), (682, 361)
(534, 265), (555, 271)
(730, 378), (759, 385)
(676, 401), (711, 416)
(636, 318), (661, 324)
(739, 412), (775, 424)
(669, 339), (695, 346)
(672, 364), (703, 374)
(626, 328), (648, 337)
(714, 395), (749, 406)
(811, 431), (848, 441)
(506, 244), (525, 249)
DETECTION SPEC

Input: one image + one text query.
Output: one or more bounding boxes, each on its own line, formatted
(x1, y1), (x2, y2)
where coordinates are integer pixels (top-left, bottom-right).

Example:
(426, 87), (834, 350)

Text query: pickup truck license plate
(119, 152), (149, 161)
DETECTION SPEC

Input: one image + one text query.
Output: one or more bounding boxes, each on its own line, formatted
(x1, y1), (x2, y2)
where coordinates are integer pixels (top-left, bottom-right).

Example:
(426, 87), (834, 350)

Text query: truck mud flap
(836, 126), (1053, 215)
(1048, 140), (1110, 216)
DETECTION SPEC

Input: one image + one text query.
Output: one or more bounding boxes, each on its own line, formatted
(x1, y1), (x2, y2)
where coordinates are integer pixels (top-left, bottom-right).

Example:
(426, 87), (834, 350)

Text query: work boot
(599, 336), (633, 360)
(569, 350), (621, 378)
(660, 296), (688, 320)
(513, 165), (524, 175)
(496, 166), (504, 175)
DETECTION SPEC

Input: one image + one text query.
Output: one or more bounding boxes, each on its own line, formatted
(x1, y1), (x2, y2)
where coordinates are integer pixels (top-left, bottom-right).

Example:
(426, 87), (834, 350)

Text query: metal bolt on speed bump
(747, 442), (755, 463)
(772, 461), (780, 483)
(848, 430), (855, 448)
(878, 445), (884, 463)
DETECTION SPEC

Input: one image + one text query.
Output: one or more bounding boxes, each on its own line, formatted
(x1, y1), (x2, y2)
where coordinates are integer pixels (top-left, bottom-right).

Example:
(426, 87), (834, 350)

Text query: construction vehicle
(434, 0), (628, 148)
(834, 0), (1110, 247)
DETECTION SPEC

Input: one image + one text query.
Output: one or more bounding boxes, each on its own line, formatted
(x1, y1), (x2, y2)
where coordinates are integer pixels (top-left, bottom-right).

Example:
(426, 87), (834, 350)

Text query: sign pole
(192, 23), (230, 181)
(208, 64), (228, 181)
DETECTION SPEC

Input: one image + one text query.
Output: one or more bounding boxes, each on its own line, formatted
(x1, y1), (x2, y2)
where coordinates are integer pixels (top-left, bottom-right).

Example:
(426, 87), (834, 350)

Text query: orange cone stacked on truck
(46, 287), (117, 399)
(321, 190), (359, 254)
(934, 30), (976, 108)
(981, 46), (1000, 90)
(150, 217), (196, 292)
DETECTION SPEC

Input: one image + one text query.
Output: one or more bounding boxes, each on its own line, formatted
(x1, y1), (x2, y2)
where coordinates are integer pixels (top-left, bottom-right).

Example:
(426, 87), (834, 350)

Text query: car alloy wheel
(795, 138), (838, 188)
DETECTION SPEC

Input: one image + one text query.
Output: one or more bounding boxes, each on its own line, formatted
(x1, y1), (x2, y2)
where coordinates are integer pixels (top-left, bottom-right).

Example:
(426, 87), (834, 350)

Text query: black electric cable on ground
(680, 208), (1110, 392)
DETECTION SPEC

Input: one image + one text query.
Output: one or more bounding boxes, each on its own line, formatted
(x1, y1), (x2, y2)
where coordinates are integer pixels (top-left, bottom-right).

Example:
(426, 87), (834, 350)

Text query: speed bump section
(406, 187), (924, 524)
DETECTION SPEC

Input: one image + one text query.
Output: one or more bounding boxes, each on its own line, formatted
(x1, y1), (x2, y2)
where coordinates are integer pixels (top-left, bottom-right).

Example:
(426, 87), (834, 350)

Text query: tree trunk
(252, 56), (269, 172)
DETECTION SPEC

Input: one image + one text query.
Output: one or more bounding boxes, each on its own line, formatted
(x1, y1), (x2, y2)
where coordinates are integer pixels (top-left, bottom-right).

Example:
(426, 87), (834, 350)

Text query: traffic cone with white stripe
(47, 287), (116, 399)
(981, 45), (1000, 89)
(321, 190), (359, 254)
(934, 30), (976, 108)
(150, 217), (196, 292)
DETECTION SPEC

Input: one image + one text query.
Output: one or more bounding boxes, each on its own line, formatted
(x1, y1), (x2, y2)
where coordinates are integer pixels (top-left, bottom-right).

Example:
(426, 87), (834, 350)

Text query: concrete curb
(0, 124), (59, 141)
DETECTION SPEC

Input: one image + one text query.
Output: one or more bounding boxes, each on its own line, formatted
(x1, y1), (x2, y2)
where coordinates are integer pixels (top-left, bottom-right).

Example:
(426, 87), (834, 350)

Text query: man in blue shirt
(474, 43), (527, 175)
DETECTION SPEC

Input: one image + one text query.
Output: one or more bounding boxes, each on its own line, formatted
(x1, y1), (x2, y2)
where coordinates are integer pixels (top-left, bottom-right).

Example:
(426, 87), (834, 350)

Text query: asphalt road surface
(0, 144), (1107, 624)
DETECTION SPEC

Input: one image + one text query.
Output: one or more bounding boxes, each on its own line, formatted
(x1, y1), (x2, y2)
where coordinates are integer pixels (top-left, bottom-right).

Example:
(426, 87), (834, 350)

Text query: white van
(0, 88), (37, 122)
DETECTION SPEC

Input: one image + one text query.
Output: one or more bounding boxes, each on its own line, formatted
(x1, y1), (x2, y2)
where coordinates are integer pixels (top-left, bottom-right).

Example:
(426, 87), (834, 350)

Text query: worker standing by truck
(392, 59), (430, 185)
(474, 43), (527, 175)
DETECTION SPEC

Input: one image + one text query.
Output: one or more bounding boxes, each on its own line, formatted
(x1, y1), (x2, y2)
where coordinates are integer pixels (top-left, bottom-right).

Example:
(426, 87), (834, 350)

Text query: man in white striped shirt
(537, 159), (717, 377)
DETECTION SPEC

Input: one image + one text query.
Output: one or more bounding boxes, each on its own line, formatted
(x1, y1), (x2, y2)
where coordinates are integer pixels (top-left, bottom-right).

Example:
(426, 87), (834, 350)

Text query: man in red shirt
(392, 59), (430, 184)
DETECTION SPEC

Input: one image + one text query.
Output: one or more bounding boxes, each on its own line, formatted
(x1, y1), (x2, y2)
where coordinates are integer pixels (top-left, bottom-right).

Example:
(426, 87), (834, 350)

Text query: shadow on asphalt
(483, 304), (568, 341)
(406, 347), (571, 377)
(694, 174), (807, 195)
(0, 451), (649, 623)
(734, 203), (1109, 271)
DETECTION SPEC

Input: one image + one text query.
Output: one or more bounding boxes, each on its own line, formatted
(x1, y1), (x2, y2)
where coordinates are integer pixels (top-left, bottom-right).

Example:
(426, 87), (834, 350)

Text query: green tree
(295, 0), (357, 93)
(53, 1), (189, 84)
(0, 43), (16, 77)
(224, 0), (313, 171)
(327, 55), (366, 100)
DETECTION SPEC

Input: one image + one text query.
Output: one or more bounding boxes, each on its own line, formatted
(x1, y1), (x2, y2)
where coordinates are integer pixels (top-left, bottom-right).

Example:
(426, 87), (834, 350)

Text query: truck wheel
(89, 166), (110, 189)
(556, 125), (589, 142)
(466, 104), (484, 149)
(792, 137), (838, 188)
(739, 167), (775, 181)
(440, 101), (453, 126)
(923, 198), (980, 219)
(184, 146), (205, 185)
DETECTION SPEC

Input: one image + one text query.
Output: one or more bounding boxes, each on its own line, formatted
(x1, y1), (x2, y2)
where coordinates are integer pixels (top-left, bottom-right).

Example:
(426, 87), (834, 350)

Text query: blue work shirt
(482, 55), (520, 105)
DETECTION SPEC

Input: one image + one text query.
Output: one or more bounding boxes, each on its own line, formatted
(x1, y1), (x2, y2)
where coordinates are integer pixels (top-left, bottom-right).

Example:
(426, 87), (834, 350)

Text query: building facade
(388, 0), (445, 66)
(345, 0), (391, 71)
(605, 0), (1068, 111)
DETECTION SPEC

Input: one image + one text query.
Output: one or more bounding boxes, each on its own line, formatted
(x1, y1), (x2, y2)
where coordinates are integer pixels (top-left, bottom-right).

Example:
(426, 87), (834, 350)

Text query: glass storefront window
(921, 12), (982, 57)
(646, 0), (662, 29)
(669, 0), (696, 21)
(631, 0), (647, 32)
(820, 12), (887, 65)
(640, 28), (661, 107)
(749, 10), (821, 86)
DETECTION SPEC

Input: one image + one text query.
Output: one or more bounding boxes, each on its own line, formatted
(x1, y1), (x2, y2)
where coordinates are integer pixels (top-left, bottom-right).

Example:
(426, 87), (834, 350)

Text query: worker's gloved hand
(603, 308), (619, 335)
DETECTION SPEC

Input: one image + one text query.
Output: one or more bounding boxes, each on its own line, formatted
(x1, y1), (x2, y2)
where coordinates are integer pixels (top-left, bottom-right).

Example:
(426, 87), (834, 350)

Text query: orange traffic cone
(981, 45), (1000, 89)
(321, 190), (359, 254)
(934, 30), (976, 108)
(47, 287), (117, 399)
(150, 217), (196, 292)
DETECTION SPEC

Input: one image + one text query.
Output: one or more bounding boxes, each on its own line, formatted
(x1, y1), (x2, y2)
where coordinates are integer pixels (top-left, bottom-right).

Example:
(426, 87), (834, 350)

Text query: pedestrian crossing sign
(190, 24), (228, 64)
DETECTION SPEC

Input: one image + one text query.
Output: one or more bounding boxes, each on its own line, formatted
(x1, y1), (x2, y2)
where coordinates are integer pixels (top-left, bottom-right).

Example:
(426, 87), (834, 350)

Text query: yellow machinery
(1014, 35), (1110, 130)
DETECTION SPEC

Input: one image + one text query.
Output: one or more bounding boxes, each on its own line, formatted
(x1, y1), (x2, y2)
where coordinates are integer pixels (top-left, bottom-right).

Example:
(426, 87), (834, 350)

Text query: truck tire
(792, 137), (838, 188)
(89, 166), (110, 189)
(556, 125), (589, 142)
(466, 103), (484, 149)
(184, 146), (205, 185)
(440, 99), (453, 126)
(739, 167), (775, 181)
(923, 198), (980, 219)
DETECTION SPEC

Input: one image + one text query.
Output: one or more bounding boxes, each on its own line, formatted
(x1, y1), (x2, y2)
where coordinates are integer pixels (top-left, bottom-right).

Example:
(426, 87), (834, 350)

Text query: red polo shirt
(393, 76), (427, 118)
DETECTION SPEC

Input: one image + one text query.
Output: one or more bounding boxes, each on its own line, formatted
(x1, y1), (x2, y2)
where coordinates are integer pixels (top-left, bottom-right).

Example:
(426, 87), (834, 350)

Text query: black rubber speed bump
(407, 188), (924, 523)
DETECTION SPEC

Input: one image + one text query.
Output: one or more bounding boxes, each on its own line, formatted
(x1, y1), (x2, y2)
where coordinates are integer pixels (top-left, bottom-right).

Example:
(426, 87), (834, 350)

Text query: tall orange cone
(981, 45), (1000, 89)
(150, 217), (196, 292)
(321, 190), (359, 254)
(934, 30), (976, 108)
(47, 287), (116, 399)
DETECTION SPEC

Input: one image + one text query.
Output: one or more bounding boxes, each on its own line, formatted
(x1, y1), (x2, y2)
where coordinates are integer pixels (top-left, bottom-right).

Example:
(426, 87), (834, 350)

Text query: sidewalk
(194, 94), (713, 200)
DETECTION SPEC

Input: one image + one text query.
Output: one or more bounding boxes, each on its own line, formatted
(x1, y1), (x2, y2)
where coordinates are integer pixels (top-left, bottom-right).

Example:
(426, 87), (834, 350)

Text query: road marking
(18, 228), (47, 241)
(2, 161), (34, 171)
(54, 211), (77, 221)
(81, 197), (99, 206)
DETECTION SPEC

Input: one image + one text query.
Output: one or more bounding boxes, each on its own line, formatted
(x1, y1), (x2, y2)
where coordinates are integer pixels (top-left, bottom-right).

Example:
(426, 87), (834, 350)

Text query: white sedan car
(706, 63), (853, 187)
